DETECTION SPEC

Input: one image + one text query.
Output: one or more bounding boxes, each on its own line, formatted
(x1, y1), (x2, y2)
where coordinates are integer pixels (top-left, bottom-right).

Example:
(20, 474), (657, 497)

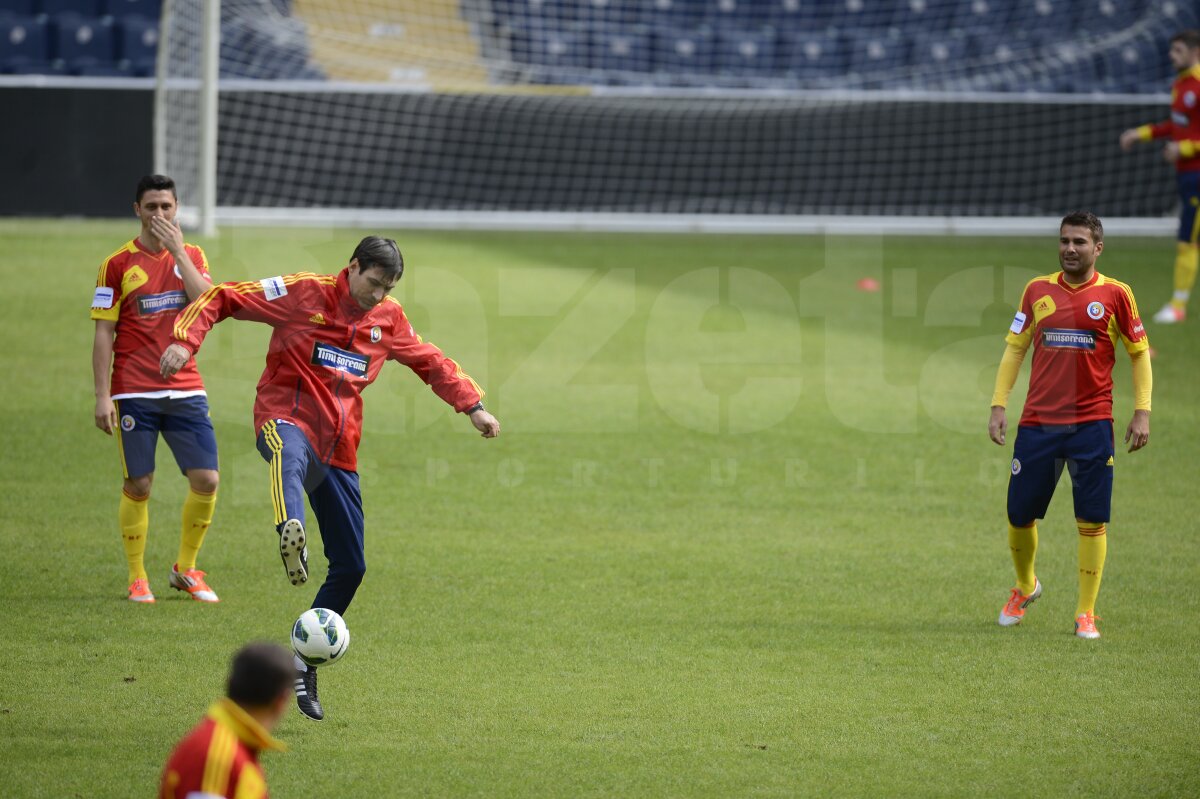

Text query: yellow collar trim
(207, 699), (287, 753)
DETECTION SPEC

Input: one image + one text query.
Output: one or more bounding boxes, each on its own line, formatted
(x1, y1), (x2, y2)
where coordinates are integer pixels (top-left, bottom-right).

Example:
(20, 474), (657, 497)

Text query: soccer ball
(290, 608), (350, 668)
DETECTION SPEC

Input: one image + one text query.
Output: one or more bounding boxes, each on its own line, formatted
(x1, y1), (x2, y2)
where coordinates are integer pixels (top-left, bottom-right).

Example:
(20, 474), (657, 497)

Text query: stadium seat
(1097, 34), (1167, 93)
(844, 29), (907, 76)
(102, 0), (162, 20)
(567, 0), (641, 27)
(76, 59), (132, 75)
(1076, 0), (1146, 33)
(117, 14), (155, 74)
(652, 25), (716, 77)
(828, 0), (899, 32)
(783, 29), (845, 79)
(52, 14), (116, 74)
(766, 0), (829, 32)
(0, 14), (47, 72)
(495, 0), (567, 30)
(1155, 0), (1200, 30)
(589, 24), (652, 73)
(41, 0), (103, 16)
(0, 1), (37, 18)
(513, 23), (589, 71)
(1009, 0), (1078, 37)
(715, 26), (777, 76)
(220, 16), (316, 80)
(908, 30), (969, 71)
(951, 0), (1017, 34)
(639, 0), (705, 30)
(889, 0), (951, 33)
(705, 0), (771, 30)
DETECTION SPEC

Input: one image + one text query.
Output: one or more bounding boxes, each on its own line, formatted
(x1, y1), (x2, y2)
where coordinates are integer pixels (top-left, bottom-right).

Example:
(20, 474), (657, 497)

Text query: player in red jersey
(91, 175), (221, 605)
(160, 642), (292, 799)
(988, 212), (1152, 639)
(1120, 29), (1200, 324)
(162, 236), (500, 720)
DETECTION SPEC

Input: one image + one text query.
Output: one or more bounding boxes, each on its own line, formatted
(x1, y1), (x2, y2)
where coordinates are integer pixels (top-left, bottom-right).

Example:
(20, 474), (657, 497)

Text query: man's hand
(1118, 128), (1141, 151)
(160, 342), (192, 377)
(1124, 409), (1150, 452)
(988, 406), (1007, 446)
(1163, 142), (1181, 164)
(149, 216), (186, 255)
(470, 408), (500, 438)
(95, 396), (118, 435)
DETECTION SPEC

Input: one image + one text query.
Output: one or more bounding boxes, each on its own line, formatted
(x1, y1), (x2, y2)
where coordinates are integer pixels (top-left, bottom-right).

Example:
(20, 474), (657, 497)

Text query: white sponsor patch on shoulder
(92, 286), (115, 309)
(260, 276), (288, 300)
(1009, 311), (1027, 334)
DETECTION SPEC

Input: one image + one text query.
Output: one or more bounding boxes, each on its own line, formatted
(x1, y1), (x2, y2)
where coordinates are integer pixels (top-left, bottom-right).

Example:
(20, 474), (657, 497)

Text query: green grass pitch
(1, 220), (1197, 797)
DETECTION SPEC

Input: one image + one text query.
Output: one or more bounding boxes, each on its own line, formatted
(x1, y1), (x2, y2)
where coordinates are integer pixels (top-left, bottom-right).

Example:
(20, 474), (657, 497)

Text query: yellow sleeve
(1130, 348), (1152, 412)
(1137, 124), (1154, 141)
(991, 341), (1027, 408)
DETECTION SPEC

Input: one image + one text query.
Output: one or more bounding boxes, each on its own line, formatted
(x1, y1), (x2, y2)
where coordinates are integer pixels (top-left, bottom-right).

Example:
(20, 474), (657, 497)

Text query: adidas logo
(309, 313), (326, 325)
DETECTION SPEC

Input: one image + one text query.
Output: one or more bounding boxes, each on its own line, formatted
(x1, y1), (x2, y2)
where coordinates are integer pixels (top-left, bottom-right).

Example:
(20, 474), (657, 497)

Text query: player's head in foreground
(226, 642), (295, 731)
(347, 235), (404, 310)
(134, 174), (178, 247)
(1059, 210), (1104, 282)
(1169, 30), (1200, 72)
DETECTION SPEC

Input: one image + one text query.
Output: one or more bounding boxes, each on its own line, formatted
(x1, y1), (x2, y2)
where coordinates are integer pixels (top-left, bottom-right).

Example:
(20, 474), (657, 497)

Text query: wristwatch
(465, 401), (484, 415)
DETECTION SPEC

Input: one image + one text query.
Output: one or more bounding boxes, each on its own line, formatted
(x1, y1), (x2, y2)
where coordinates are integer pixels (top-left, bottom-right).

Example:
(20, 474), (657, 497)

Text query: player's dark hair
(1170, 30), (1200, 50)
(135, 174), (177, 203)
(1060, 211), (1103, 243)
(226, 643), (294, 708)
(351, 236), (404, 280)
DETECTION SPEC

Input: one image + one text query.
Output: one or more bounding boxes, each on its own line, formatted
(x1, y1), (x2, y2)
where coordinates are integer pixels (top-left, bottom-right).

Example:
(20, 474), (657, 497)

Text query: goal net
(157, 0), (1197, 232)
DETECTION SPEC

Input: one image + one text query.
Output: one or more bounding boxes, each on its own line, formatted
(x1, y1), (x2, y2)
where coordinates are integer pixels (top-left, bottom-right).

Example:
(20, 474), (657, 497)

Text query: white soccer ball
(290, 608), (350, 668)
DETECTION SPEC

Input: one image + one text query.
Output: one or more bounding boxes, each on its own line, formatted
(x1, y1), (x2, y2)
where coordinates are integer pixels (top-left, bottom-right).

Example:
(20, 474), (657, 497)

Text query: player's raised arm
(149, 216), (212, 301)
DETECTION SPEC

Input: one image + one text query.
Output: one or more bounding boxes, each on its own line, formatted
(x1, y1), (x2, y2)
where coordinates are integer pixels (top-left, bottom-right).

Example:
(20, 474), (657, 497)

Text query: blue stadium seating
(951, 0), (1017, 34)
(52, 14), (115, 74)
(589, 24), (652, 73)
(1097, 33), (1168, 93)
(889, 0), (951, 34)
(42, 0), (103, 16)
(117, 13), (155, 74)
(715, 26), (777, 75)
(103, 0), (161, 19)
(496, 0), (568, 28)
(514, 23), (589, 75)
(764, 0), (827, 32)
(0, 1), (37, 18)
(844, 29), (907, 76)
(0, 15), (47, 72)
(908, 30), (969, 71)
(639, 0), (706, 30)
(1009, 0), (1078, 36)
(783, 29), (844, 79)
(653, 25), (716, 76)
(705, 0), (771, 30)
(1077, 0), (1145, 33)
(567, 0), (641, 27)
(828, 0), (899, 32)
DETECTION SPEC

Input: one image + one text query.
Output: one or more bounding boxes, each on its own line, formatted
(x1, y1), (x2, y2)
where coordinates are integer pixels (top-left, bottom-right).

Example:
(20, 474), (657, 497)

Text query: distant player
(160, 642), (292, 799)
(91, 174), (221, 605)
(1119, 29), (1200, 324)
(161, 236), (500, 720)
(988, 211), (1152, 640)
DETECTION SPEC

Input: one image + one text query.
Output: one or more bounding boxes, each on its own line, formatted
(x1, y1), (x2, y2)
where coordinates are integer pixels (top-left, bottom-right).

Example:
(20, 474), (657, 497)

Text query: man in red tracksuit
(161, 236), (500, 721)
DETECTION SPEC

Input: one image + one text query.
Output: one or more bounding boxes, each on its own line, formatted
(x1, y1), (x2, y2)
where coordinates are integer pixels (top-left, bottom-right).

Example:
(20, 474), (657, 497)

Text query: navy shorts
(1007, 420), (1114, 526)
(1177, 172), (1200, 244)
(114, 396), (219, 479)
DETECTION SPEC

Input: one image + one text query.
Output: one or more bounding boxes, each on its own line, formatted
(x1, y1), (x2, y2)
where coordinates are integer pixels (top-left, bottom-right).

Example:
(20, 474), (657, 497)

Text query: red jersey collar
(1057, 270), (1099, 293)
(132, 236), (169, 257)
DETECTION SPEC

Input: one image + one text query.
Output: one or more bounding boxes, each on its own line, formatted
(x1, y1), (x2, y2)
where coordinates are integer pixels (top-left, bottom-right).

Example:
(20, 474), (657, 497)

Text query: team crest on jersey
(1041, 328), (1096, 350)
(311, 342), (369, 377)
(1011, 458), (1021, 475)
(1086, 301), (1105, 320)
(173, 263), (182, 279)
(121, 415), (136, 432)
(370, 326), (382, 343)
(137, 290), (188, 316)
(1185, 91), (1196, 109)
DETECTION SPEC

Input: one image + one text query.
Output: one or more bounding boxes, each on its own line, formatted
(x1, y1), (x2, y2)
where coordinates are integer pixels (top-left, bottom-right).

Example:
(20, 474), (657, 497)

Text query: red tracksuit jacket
(172, 268), (483, 470)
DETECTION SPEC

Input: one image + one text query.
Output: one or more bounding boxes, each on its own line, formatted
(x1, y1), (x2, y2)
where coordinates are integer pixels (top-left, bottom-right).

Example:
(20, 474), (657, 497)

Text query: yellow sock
(1171, 242), (1198, 310)
(120, 490), (150, 583)
(177, 488), (217, 572)
(1008, 522), (1038, 596)
(1077, 521), (1107, 616)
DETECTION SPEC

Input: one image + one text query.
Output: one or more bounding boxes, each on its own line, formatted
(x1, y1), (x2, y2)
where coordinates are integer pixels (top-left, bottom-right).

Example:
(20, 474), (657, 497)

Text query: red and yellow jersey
(159, 699), (285, 799)
(172, 267), (483, 471)
(1144, 64), (1200, 173)
(91, 238), (211, 398)
(1005, 271), (1148, 426)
